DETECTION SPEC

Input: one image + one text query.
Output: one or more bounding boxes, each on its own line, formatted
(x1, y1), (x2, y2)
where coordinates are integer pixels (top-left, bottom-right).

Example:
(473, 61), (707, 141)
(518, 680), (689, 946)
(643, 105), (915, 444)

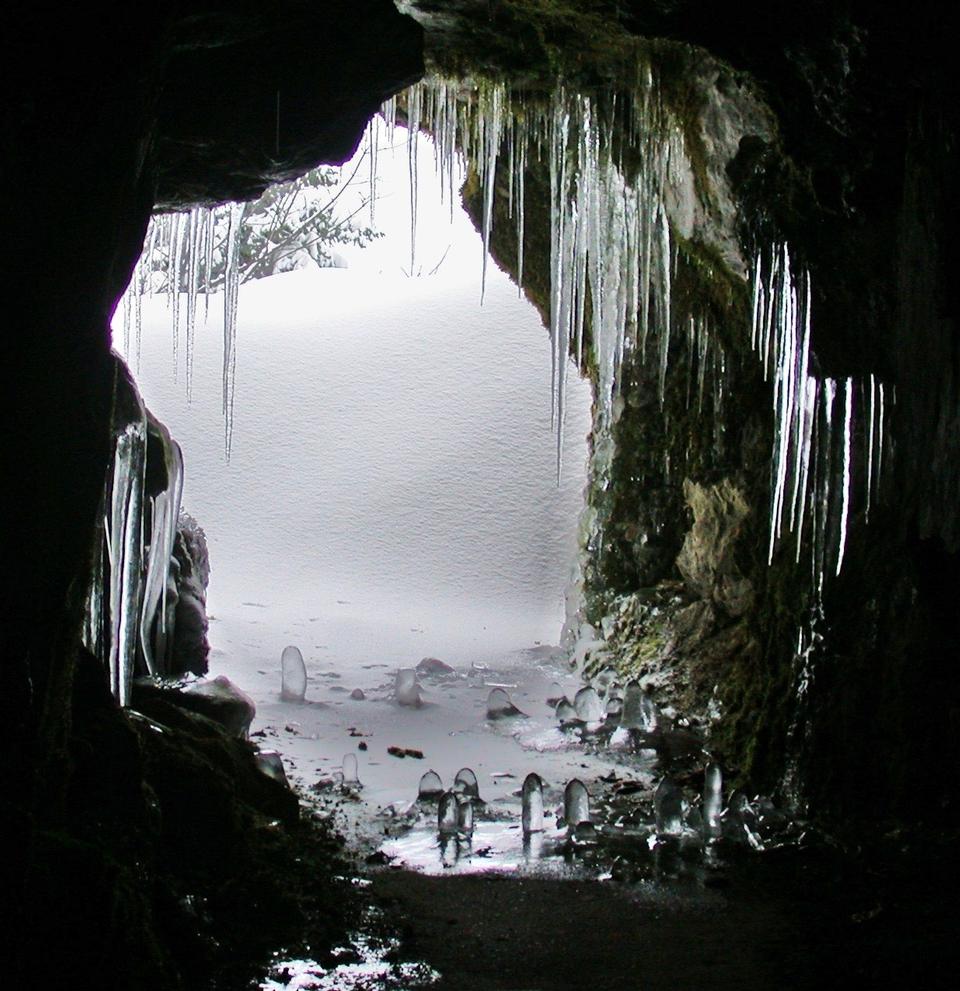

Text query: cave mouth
(115, 117), (596, 833)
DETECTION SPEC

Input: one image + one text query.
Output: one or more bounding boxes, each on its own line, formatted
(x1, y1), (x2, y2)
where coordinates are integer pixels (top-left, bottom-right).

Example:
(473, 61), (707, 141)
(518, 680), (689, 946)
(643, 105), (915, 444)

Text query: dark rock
(169, 511), (211, 677)
(350, 688), (366, 700)
(132, 675), (256, 739)
(416, 656), (455, 676)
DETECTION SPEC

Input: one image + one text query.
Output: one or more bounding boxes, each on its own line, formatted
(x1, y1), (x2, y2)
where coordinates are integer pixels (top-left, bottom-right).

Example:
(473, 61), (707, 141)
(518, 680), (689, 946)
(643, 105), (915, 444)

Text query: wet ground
(240, 644), (960, 991)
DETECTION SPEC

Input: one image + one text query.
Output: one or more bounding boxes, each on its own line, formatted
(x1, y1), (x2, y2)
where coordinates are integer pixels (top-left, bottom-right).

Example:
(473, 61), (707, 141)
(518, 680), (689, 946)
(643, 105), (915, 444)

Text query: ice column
(522, 773), (545, 834)
(280, 645), (307, 701)
(563, 779), (590, 828)
(654, 778), (683, 835)
(702, 763), (722, 837)
(453, 767), (480, 799)
(342, 752), (360, 787)
(438, 791), (459, 836)
(418, 770), (444, 800)
(139, 417), (184, 675)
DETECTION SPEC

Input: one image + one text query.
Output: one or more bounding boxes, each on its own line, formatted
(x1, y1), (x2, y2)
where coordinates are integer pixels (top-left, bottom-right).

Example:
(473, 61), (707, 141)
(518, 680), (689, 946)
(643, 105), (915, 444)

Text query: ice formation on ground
(453, 767), (480, 799)
(573, 685), (604, 724)
(394, 668), (424, 707)
(654, 778), (684, 835)
(418, 770), (444, 800)
(456, 795), (475, 837)
(342, 753), (360, 787)
(280, 645), (307, 702)
(486, 687), (524, 719)
(703, 762), (723, 837)
(563, 779), (590, 828)
(438, 791), (458, 836)
(619, 680), (645, 730)
(555, 698), (578, 726)
(255, 750), (288, 785)
(521, 773), (545, 835)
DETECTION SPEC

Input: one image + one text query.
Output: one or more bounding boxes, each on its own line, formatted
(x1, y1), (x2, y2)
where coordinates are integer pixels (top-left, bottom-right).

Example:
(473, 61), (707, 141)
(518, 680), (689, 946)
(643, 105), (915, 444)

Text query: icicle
(170, 212), (185, 382)
(222, 203), (244, 460)
(203, 207), (216, 320)
(103, 367), (148, 706)
(139, 418), (183, 676)
(480, 85), (503, 303)
(865, 373), (876, 522)
(185, 207), (202, 401)
(406, 84), (422, 276)
(836, 377), (853, 576)
(368, 114), (379, 226)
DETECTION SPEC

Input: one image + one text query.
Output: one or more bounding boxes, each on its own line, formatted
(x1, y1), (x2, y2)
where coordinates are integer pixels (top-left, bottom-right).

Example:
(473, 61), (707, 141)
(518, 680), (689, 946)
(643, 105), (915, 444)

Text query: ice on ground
(456, 796), (474, 837)
(703, 762), (722, 837)
(255, 750), (288, 784)
(281, 645), (307, 702)
(555, 698), (578, 726)
(655, 777), (684, 835)
(342, 752), (360, 786)
(620, 680), (644, 729)
(418, 770), (444, 800)
(574, 685), (604, 723)
(453, 767), (480, 799)
(395, 668), (424, 707)
(564, 779), (590, 827)
(641, 694), (660, 732)
(522, 772), (545, 834)
(486, 686), (524, 719)
(438, 791), (458, 836)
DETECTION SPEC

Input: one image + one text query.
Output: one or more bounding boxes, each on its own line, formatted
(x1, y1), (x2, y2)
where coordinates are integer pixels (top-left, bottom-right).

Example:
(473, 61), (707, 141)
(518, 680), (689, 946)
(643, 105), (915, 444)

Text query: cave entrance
(116, 115), (597, 844)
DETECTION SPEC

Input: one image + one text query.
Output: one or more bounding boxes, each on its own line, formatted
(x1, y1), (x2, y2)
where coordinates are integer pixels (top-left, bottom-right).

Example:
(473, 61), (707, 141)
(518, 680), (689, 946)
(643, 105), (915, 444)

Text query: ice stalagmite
(456, 795), (474, 837)
(280, 645), (307, 701)
(563, 779), (590, 828)
(555, 698), (578, 726)
(655, 778), (684, 835)
(620, 680), (645, 730)
(342, 752), (360, 787)
(438, 791), (458, 836)
(703, 763), (723, 837)
(522, 773), (545, 834)
(486, 687), (524, 719)
(395, 668), (423, 707)
(640, 694), (659, 733)
(574, 685), (604, 724)
(256, 751), (288, 785)
(418, 770), (444, 800)
(453, 767), (480, 799)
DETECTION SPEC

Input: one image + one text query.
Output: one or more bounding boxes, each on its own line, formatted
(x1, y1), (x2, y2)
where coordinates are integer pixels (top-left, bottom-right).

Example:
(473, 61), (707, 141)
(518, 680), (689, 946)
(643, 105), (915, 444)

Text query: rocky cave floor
(130, 656), (960, 991)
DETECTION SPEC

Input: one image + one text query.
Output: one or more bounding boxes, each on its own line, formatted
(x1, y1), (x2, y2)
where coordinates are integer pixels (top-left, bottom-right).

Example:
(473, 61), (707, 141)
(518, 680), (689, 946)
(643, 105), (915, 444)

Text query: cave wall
(2, 2), (422, 985)
(449, 1), (960, 820)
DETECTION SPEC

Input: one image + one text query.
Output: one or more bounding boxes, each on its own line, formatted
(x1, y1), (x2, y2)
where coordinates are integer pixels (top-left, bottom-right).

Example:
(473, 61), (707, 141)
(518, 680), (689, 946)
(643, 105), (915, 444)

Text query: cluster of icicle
(377, 74), (686, 481)
(118, 203), (245, 458)
(83, 362), (185, 704)
(751, 245), (888, 587)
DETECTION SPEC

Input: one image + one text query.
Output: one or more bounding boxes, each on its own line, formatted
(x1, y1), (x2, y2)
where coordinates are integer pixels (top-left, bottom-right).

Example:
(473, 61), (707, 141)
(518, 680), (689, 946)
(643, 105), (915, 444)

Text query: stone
(416, 657), (455, 677)
(182, 675), (256, 738)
